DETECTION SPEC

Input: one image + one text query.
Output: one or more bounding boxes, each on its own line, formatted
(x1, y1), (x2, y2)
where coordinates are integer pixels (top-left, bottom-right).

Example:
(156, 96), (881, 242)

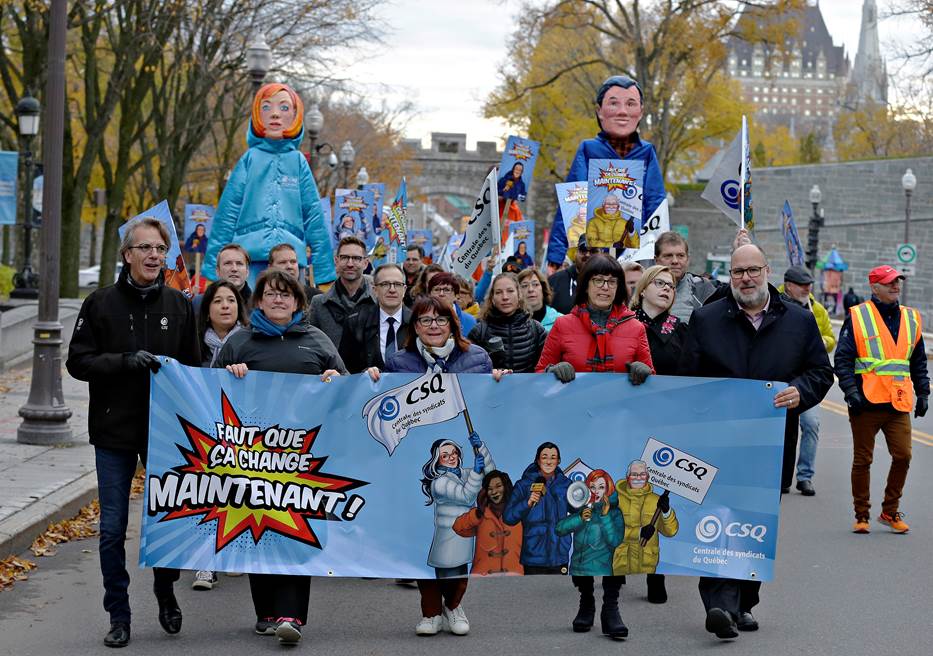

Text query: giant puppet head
(251, 83), (305, 140)
(595, 75), (644, 139)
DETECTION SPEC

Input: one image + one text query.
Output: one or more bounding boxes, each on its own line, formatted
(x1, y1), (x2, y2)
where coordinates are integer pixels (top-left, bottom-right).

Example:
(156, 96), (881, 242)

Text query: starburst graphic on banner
(162, 391), (367, 551)
(594, 163), (636, 193)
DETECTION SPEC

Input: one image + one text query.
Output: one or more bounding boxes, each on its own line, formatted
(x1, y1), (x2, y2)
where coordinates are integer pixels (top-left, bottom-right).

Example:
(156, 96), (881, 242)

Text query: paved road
(1, 399), (931, 656)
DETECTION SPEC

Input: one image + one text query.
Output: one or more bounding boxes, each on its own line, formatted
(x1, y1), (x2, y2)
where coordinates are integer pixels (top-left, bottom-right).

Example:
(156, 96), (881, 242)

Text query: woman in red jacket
(534, 253), (654, 639)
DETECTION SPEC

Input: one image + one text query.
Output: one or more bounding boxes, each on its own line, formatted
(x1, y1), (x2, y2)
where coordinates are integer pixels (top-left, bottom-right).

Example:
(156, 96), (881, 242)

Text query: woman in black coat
(468, 272), (547, 372)
(630, 265), (687, 377)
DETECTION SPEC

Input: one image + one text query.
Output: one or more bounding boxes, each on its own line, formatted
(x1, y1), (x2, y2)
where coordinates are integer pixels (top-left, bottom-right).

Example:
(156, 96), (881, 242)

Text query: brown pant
(418, 578), (468, 617)
(849, 407), (912, 519)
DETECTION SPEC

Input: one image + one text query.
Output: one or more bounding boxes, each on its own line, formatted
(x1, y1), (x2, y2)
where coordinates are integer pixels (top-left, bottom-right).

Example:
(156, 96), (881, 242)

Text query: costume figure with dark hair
(204, 83), (335, 287)
(453, 470), (523, 576)
(498, 161), (527, 201)
(546, 75), (666, 268)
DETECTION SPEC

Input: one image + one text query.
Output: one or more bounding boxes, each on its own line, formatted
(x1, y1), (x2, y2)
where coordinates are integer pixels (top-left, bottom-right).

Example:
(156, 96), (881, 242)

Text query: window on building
(753, 96), (759, 102)
(805, 110), (811, 116)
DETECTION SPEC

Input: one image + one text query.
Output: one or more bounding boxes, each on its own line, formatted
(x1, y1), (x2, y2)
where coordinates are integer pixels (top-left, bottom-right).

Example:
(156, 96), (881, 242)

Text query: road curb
(0, 470), (98, 558)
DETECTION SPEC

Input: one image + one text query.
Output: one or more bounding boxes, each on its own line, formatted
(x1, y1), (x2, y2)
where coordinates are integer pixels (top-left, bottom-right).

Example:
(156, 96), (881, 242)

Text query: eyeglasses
(729, 266), (766, 280)
(431, 286), (454, 294)
(651, 278), (675, 292)
(130, 244), (168, 255)
(262, 290), (294, 300)
(417, 316), (450, 327)
(337, 254), (365, 263)
(375, 281), (406, 290)
(589, 276), (618, 289)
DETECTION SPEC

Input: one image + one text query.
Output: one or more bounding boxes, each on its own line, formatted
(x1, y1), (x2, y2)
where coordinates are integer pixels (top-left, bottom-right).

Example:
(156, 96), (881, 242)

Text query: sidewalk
(0, 365), (95, 557)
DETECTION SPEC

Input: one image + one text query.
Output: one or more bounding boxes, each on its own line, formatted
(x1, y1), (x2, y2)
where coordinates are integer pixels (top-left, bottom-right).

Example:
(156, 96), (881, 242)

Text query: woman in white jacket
(416, 435), (495, 637)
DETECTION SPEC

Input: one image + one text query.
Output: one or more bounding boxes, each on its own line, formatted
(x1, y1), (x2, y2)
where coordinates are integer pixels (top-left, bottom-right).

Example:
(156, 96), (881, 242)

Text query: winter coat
(556, 492), (624, 577)
(612, 481), (679, 575)
(547, 265), (578, 316)
(834, 297), (929, 410)
(426, 443), (496, 569)
(535, 305), (654, 374)
(670, 273), (719, 323)
(308, 279), (376, 356)
(503, 463), (572, 568)
(340, 304), (411, 373)
(384, 344), (493, 374)
(680, 285), (834, 487)
(468, 309), (547, 373)
(777, 284), (836, 352)
(635, 309), (687, 376)
(203, 123), (336, 285)
(452, 506), (524, 576)
(547, 132), (666, 265)
(214, 316), (347, 376)
(532, 305), (562, 333)
(66, 269), (201, 451)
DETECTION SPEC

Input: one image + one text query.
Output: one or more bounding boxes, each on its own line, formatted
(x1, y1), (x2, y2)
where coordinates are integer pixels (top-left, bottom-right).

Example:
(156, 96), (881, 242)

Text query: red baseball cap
(868, 265), (905, 285)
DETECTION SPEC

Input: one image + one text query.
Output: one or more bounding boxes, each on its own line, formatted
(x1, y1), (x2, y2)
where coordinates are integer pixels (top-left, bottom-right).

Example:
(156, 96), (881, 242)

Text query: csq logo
(652, 447), (675, 467)
(695, 515), (767, 544)
(377, 396), (400, 421)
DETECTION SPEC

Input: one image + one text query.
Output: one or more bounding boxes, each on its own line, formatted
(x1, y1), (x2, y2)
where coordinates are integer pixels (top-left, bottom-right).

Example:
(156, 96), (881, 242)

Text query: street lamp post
(805, 184), (823, 275)
(305, 103), (324, 171)
(11, 92), (41, 300)
(355, 166), (369, 189)
(18, 0), (72, 445)
(246, 35), (272, 93)
(901, 168), (916, 305)
(339, 140), (355, 189)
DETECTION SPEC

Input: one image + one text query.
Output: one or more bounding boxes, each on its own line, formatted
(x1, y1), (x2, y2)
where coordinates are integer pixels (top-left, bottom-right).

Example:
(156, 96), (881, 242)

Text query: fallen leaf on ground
(0, 556), (37, 591)
(30, 501), (100, 557)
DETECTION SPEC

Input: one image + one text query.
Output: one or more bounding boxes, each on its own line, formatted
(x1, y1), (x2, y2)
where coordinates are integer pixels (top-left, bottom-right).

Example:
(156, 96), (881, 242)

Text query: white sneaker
(442, 605), (470, 635)
(191, 570), (217, 590)
(415, 615), (442, 636)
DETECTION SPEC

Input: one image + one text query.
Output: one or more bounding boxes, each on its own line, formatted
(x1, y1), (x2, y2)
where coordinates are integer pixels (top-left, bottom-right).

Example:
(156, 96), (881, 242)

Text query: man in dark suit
(342, 263), (411, 373)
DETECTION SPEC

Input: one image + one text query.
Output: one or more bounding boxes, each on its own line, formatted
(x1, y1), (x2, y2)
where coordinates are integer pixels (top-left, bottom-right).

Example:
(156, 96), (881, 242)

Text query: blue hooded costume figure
(546, 75), (667, 266)
(204, 85), (335, 286)
(503, 461), (572, 569)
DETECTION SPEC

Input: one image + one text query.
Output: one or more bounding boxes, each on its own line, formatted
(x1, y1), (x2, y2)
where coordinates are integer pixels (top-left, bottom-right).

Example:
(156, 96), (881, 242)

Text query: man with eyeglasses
(681, 244), (832, 640)
(341, 263), (411, 373)
(309, 235), (376, 357)
(545, 75), (666, 272)
(67, 217), (201, 647)
(834, 265), (928, 535)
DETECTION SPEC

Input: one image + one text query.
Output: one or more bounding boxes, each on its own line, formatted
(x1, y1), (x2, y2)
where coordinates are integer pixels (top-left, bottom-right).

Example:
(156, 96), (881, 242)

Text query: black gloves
(657, 490), (670, 514)
(916, 397), (928, 419)
(639, 524), (656, 542)
(547, 362), (576, 384)
(845, 391), (867, 416)
(126, 350), (161, 373)
(626, 361), (652, 386)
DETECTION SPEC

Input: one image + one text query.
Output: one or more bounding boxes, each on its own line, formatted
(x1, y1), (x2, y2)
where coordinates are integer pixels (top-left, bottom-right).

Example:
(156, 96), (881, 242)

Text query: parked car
(78, 263), (122, 288)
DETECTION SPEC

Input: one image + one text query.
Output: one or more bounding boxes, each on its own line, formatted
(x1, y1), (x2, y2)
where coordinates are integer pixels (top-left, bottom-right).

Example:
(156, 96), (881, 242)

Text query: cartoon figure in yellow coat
(612, 460), (678, 575)
(586, 194), (640, 251)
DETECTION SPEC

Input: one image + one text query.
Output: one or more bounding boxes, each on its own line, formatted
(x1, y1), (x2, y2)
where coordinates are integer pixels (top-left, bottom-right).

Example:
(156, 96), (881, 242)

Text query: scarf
(417, 337), (456, 373)
(250, 308), (303, 337)
(127, 272), (160, 300)
(437, 465), (462, 478)
(204, 324), (243, 366)
(634, 308), (679, 336)
(571, 303), (632, 372)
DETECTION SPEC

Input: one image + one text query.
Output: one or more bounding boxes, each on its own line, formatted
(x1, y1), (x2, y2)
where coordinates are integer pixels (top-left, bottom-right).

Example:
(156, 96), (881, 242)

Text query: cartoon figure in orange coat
(453, 470), (523, 576)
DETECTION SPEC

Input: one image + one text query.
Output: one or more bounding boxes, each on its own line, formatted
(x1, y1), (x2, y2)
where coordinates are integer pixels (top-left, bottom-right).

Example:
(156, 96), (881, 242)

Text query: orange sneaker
(852, 518), (870, 534)
(877, 512), (909, 533)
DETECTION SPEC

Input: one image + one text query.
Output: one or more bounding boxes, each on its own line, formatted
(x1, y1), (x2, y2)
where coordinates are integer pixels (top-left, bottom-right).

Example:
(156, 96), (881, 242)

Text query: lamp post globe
(15, 93), (40, 136)
(246, 35), (272, 92)
(339, 140), (355, 188)
(356, 166), (369, 188)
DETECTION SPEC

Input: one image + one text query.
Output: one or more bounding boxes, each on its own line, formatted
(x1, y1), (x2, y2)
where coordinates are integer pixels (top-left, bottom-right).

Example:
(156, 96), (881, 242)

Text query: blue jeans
(796, 408), (820, 482)
(96, 446), (179, 624)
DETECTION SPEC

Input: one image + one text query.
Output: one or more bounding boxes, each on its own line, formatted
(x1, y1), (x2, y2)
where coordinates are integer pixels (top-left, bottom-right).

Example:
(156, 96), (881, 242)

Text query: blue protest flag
(0, 151), (18, 226)
(780, 201), (804, 267)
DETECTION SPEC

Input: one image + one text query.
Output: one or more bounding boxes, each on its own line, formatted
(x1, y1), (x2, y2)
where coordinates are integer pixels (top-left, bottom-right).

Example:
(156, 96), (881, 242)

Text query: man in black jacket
(66, 218), (200, 648)
(548, 234), (593, 314)
(341, 263), (411, 373)
(681, 244), (833, 641)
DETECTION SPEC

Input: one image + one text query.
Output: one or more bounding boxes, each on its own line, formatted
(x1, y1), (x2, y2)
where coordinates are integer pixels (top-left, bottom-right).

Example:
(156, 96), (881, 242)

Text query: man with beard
(680, 244), (833, 640)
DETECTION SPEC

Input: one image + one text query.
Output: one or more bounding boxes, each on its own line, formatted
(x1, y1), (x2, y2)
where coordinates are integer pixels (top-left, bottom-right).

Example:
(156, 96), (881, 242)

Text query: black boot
(647, 573), (668, 604)
(600, 576), (628, 639)
(571, 576), (596, 632)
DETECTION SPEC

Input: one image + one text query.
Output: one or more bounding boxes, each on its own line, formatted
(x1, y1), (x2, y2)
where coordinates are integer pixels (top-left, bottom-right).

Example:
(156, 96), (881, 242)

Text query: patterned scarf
(571, 304), (633, 371)
(416, 337), (456, 373)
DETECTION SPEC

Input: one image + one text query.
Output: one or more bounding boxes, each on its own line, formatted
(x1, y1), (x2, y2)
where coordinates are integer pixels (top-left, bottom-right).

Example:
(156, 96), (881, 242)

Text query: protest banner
(781, 201), (804, 267)
(142, 362), (786, 582)
(361, 182), (385, 234)
(497, 136), (540, 230)
(586, 159), (644, 257)
(618, 197), (671, 263)
(182, 204), (215, 254)
(407, 229), (434, 263)
(507, 220), (535, 268)
(702, 117), (754, 229)
(437, 231), (462, 272)
(386, 178), (408, 249)
(555, 181), (587, 254)
(334, 188), (375, 248)
(119, 200), (192, 298)
(451, 169), (498, 279)
(0, 151), (17, 226)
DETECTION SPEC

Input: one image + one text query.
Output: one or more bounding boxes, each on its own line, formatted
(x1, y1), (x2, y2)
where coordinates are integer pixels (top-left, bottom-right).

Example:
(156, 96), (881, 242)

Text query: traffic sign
(897, 243), (917, 264)
(900, 265), (915, 276)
